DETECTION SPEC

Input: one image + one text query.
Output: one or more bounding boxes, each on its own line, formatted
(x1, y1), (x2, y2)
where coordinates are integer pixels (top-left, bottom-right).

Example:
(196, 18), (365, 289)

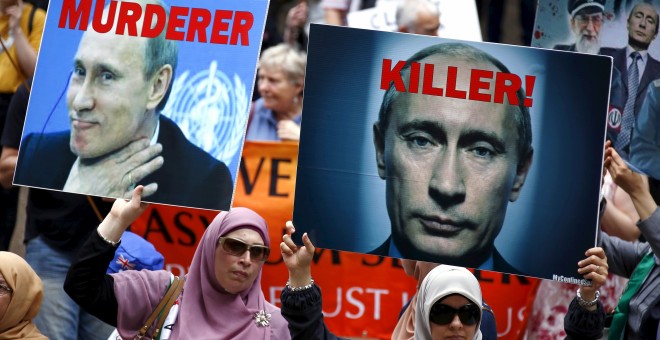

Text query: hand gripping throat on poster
(293, 25), (611, 281)
(13, 0), (266, 211)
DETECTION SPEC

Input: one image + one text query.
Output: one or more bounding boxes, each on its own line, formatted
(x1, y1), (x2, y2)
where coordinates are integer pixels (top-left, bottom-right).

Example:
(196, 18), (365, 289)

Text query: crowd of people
(1, 0), (659, 339)
(3, 155), (647, 339)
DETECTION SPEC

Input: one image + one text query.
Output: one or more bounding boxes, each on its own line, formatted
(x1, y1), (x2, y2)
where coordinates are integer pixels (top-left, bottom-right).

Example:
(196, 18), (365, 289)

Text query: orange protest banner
(130, 141), (538, 339)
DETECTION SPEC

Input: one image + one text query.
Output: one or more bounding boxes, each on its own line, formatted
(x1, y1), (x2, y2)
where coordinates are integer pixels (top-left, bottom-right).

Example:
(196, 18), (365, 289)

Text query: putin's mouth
(417, 215), (472, 236)
(633, 30), (648, 38)
(71, 119), (99, 130)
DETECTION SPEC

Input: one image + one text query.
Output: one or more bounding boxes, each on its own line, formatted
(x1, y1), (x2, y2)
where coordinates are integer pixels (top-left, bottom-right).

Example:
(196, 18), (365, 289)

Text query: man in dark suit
(15, 114), (233, 210)
(370, 43), (533, 273)
(553, 0), (605, 54)
(13, 1), (233, 211)
(601, 2), (660, 154)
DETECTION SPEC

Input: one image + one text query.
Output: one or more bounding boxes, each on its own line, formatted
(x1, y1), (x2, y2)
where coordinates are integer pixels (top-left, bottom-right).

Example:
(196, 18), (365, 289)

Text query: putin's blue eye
(73, 66), (85, 77)
(100, 72), (115, 82)
(472, 147), (493, 157)
(411, 136), (430, 147)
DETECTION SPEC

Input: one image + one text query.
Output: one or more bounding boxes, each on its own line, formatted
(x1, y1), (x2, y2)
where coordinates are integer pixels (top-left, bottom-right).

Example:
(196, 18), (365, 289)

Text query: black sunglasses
(429, 302), (481, 326)
(218, 237), (271, 262)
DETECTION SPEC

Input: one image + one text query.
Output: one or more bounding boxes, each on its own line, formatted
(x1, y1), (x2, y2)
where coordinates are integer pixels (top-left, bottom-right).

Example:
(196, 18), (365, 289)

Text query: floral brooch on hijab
(254, 310), (272, 327)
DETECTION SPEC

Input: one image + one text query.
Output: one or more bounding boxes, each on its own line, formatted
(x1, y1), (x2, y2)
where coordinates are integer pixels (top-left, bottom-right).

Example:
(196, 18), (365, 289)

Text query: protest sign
(533, 0), (660, 201)
(128, 141), (537, 338)
(293, 24), (611, 281)
(347, 0), (481, 41)
(14, 0), (265, 211)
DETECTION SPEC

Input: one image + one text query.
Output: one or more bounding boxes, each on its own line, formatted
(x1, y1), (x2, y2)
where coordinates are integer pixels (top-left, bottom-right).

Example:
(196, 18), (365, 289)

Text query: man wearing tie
(553, 0), (626, 146)
(601, 2), (660, 156)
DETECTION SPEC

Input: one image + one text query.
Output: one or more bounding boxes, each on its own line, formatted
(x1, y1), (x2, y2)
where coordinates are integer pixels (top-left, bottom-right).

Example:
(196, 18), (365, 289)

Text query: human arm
(280, 284), (343, 340)
(637, 207), (660, 258)
(564, 247), (608, 339)
(598, 230), (650, 278)
(601, 173), (641, 241)
(281, 221), (314, 291)
(601, 196), (642, 241)
(0, 82), (29, 189)
(564, 297), (606, 339)
(5, 0), (38, 77)
(63, 225), (119, 326)
(64, 187), (149, 325)
(606, 144), (660, 256)
(324, 8), (347, 25)
(0, 146), (17, 189)
(280, 221), (343, 340)
(576, 247), (609, 312)
(322, 0), (350, 26)
(97, 186), (149, 243)
(283, 2), (308, 50)
(605, 146), (657, 221)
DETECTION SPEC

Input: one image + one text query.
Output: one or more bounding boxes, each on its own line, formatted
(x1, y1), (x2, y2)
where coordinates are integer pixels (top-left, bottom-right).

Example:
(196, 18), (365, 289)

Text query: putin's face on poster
(373, 46), (533, 268)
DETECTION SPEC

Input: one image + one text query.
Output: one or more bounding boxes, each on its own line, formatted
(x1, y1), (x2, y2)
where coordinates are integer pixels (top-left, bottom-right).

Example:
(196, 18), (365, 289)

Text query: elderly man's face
(413, 11), (440, 36)
(67, 30), (156, 159)
(628, 3), (658, 47)
(571, 11), (603, 53)
(374, 57), (530, 262)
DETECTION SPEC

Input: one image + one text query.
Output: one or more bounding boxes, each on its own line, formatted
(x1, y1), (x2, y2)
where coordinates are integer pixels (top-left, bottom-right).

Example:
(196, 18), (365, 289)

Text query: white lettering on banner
(369, 9), (396, 30)
(365, 288), (389, 320)
(346, 287), (366, 319)
(517, 306), (527, 322)
(496, 307), (527, 337)
(269, 286), (284, 306)
(323, 288), (342, 317)
(265, 286), (411, 320)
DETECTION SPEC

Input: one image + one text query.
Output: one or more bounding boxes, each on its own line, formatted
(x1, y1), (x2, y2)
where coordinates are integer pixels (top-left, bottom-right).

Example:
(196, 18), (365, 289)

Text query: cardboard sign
(129, 141), (538, 339)
(347, 0), (482, 41)
(533, 0), (660, 186)
(13, 0), (266, 211)
(293, 25), (611, 281)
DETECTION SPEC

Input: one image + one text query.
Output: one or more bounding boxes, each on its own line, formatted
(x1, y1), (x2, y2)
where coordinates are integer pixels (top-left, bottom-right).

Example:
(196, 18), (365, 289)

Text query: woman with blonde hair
(247, 43), (306, 141)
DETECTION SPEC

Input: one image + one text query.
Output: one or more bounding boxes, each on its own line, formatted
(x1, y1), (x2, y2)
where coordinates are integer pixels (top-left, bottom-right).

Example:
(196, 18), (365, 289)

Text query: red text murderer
(59, 0), (254, 45)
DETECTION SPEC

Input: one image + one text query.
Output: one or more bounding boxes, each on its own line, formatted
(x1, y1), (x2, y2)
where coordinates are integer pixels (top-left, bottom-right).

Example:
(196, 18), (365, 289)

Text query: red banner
(130, 141), (539, 339)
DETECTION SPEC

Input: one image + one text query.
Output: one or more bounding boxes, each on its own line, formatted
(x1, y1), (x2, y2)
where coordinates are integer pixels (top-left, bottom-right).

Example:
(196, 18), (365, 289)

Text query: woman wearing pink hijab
(64, 186), (290, 339)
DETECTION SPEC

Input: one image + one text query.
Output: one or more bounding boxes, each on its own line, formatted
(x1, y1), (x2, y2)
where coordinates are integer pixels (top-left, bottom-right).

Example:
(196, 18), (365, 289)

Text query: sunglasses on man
(429, 302), (481, 326)
(218, 237), (271, 262)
